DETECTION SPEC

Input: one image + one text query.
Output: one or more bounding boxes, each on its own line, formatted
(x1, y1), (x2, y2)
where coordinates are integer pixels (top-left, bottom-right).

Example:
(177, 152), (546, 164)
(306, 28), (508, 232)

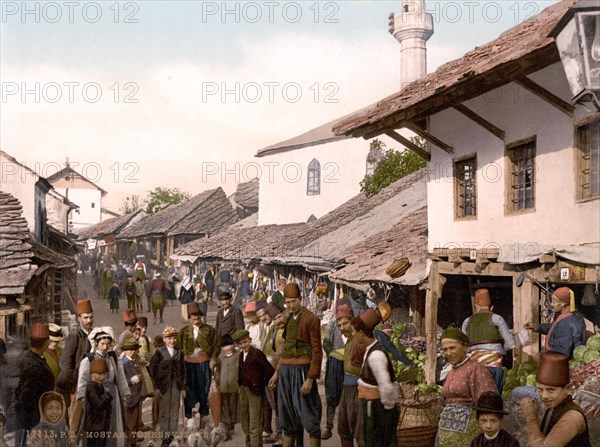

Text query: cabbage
(569, 359), (582, 369)
(586, 335), (600, 352)
(573, 345), (589, 362)
(526, 374), (537, 387)
(583, 349), (600, 364)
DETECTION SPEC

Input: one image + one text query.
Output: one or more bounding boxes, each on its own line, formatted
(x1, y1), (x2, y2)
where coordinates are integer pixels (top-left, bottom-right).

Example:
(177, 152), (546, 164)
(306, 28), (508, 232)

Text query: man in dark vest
(57, 299), (94, 426)
(351, 309), (399, 447)
(519, 352), (591, 446)
(461, 288), (514, 392)
(268, 282), (323, 447)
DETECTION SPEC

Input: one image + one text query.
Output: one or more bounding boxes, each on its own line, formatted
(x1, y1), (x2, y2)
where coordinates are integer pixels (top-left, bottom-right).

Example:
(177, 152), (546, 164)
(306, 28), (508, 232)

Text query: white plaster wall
(257, 135), (397, 225)
(0, 152), (38, 232)
(46, 192), (70, 234)
(53, 187), (102, 230)
(427, 62), (600, 251)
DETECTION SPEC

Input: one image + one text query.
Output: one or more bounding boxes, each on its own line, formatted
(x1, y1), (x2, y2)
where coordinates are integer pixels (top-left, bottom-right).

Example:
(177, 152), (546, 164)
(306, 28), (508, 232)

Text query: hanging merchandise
(582, 283), (597, 307)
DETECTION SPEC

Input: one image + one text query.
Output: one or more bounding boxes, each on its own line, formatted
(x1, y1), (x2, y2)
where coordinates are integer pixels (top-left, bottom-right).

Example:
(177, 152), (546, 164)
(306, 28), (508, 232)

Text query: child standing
(134, 278), (145, 314)
(471, 392), (520, 447)
(233, 329), (275, 447)
(215, 334), (240, 441)
(84, 359), (113, 447)
(109, 281), (120, 313)
(121, 338), (144, 447)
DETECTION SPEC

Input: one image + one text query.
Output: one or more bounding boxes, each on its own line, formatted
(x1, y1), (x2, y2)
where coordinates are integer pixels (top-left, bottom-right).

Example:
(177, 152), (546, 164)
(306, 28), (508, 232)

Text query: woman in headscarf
(27, 391), (75, 447)
(75, 330), (131, 447)
(437, 328), (498, 447)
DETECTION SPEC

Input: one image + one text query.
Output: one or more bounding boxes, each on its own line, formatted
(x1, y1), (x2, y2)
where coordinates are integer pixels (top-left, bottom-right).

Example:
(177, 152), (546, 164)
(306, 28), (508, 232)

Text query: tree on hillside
(360, 137), (427, 196)
(120, 194), (143, 215)
(145, 187), (191, 213)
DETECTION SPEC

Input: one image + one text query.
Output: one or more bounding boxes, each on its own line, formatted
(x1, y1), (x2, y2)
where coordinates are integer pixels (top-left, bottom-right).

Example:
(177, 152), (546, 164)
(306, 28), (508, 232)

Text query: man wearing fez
(269, 282), (323, 447)
(178, 301), (219, 428)
(57, 299), (94, 424)
(351, 309), (399, 447)
(15, 323), (55, 447)
(519, 352), (591, 446)
(462, 288), (514, 392)
(116, 309), (138, 356)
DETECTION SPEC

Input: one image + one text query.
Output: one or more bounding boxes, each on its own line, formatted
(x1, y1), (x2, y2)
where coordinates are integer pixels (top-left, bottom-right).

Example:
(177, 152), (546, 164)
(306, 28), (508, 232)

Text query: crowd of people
(9, 273), (598, 447)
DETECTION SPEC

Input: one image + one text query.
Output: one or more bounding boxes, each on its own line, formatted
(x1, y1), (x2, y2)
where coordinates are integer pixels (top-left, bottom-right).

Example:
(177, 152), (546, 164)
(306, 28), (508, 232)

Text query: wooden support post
(425, 262), (445, 383)
(513, 278), (539, 363)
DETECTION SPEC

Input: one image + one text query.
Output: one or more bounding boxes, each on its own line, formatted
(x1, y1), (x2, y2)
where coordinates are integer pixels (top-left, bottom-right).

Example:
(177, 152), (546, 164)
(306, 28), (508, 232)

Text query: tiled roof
(77, 209), (146, 240)
(119, 188), (237, 239)
(175, 169), (427, 268)
(0, 191), (36, 294)
(329, 206), (428, 286)
(334, 0), (574, 138)
(234, 178), (259, 210)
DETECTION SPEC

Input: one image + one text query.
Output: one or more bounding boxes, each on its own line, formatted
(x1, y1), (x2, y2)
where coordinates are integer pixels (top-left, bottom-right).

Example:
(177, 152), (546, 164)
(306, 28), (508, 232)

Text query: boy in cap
(270, 278), (287, 312)
(234, 329), (275, 447)
(525, 286), (587, 359)
(57, 299), (94, 425)
(15, 323), (54, 447)
(215, 334), (240, 441)
(121, 338), (144, 446)
(462, 288), (515, 392)
(84, 358), (112, 447)
(519, 352), (591, 447)
(149, 327), (186, 446)
(471, 391), (519, 447)
(178, 302), (219, 429)
(351, 309), (398, 447)
(125, 275), (137, 310)
(268, 283), (323, 447)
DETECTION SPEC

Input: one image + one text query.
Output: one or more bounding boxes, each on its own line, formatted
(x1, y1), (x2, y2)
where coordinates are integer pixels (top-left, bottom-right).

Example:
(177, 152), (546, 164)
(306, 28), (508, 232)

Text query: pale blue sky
(1, 1), (560, 210)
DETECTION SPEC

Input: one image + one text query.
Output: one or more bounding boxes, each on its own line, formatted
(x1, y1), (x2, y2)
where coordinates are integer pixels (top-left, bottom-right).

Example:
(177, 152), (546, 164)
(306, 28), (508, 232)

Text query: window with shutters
(576, 118), (600, 201)
(454, 156), (477, 218)
(307, 159), (321, 196)
(506, 138), (536, 213)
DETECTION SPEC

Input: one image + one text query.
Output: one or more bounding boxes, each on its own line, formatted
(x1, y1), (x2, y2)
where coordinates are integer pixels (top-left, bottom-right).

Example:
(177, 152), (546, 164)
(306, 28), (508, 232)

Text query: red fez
(187, 302), (202, 316)
(553, 287), (576, 312)
(244, 301), (257, 313)
(255, 300), (267, 311)
(76, 299), (93, 315)
(536, 352), (570, 387)
(122, 309), (137, 324)
(90, 358), (108, 374)
(474, 289), (491, 307)
(265, 303), (281, 318)
(137, 316), (148, 327)
(283, 283), (301, 299)
(335, 305), (353, 320)
(30, 323), (50, 342)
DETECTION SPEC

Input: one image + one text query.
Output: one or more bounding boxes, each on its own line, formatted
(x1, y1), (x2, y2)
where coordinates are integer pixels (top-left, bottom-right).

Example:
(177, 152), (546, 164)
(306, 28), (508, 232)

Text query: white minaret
(389, 0), (433, 88)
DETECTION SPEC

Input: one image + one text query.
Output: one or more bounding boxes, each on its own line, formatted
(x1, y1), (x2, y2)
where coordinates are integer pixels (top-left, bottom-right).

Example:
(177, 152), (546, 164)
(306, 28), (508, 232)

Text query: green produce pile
(569, 335), (600, 369)
(503, 361), (537, 399)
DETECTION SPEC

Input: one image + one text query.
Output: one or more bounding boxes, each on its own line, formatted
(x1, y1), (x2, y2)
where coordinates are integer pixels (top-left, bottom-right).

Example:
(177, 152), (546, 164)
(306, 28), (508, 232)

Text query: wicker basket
(397, 425), (437, 447)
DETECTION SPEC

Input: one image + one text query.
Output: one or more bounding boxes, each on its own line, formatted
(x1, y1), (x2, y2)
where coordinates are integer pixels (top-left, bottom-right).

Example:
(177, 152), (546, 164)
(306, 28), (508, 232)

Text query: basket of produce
(397, 395), (438, 446)
(570, 335), (600, 388)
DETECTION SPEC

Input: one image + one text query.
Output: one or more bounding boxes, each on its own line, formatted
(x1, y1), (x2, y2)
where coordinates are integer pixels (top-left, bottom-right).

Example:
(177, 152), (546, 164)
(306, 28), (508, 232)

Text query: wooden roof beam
(405, 123), (454, 154)
(513, 75), (574, 117)
(452, 104), (506, 141)
(384, 130), (431, 161)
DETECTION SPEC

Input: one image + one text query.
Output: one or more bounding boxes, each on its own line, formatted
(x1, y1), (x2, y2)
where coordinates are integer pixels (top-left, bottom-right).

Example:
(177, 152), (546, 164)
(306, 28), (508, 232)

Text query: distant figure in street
(125, 275), (136, 310)
(109, 281), (121, 313)
(150, 272), (167, 324)
(134, 277), (145, 314)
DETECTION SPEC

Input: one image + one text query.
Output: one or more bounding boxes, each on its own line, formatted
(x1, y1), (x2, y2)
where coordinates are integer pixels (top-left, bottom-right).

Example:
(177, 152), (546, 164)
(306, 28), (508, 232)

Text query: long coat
(149, 346), (186, 394)
(14, 350), (55, 430)
(57, 326), (92, 395)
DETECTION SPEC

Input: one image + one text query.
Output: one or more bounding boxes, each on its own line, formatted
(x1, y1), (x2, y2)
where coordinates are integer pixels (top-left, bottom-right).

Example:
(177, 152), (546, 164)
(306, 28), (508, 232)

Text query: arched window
(307, 159), (321, 196)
